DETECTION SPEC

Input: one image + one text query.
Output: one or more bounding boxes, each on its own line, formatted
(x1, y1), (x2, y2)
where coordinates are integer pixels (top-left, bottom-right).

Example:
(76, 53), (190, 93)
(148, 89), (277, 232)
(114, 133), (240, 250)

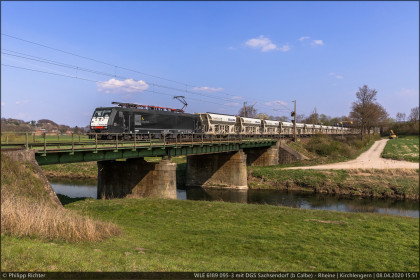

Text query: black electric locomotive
(89, 102), (201, 139)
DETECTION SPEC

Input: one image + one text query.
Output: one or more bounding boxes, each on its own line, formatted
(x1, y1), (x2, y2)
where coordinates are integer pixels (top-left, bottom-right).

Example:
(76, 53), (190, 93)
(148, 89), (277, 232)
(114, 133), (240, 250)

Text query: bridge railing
(1, 132), (281, 153)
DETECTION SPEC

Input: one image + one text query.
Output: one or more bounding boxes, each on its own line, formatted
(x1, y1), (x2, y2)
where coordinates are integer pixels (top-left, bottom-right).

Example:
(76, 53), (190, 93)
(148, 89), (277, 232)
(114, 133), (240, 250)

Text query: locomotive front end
(90, 108), (112, 133)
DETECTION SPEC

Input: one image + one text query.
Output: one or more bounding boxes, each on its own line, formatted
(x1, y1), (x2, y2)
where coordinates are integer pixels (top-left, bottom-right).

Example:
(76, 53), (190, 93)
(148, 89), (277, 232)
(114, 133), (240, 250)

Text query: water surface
(50, 178), (419, 218)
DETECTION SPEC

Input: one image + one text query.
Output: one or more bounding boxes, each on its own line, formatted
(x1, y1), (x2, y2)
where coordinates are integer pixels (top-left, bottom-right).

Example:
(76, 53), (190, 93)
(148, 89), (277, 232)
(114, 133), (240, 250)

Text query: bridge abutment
(278, 142), (309, 164)
(97, 158), (177, 199)
(186, 150), (248, 189)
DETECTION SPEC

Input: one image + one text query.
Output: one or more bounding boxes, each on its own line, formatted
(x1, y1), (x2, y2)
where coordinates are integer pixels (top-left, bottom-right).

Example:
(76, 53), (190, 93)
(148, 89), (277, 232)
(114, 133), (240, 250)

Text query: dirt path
(287, 139), (419, 170)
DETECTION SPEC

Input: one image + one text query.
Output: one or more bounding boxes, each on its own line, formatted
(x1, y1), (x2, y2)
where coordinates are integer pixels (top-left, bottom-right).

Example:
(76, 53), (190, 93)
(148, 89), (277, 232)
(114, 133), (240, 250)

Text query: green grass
(1, 133), (90, 144)
(42, 162), (98, 178)
(1, 198), (418, 272)
(382, 135), (419, 162)
(284, 134), (379, 168)
(249, 168), (419, 200)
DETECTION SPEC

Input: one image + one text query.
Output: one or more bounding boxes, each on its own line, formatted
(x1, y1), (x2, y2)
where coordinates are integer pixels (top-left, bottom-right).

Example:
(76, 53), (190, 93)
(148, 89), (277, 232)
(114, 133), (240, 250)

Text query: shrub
(307, 135), (340, 156)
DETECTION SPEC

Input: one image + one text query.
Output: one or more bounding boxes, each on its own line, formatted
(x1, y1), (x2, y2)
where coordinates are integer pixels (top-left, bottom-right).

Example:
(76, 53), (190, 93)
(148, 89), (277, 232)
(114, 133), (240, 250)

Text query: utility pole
(292, 100), (297, 142)
(243, 102), (247, 117)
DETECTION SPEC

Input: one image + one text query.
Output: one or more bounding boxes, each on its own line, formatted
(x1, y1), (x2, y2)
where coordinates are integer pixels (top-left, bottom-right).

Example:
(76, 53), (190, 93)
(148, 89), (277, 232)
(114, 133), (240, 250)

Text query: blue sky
(1, 1), (418, 127)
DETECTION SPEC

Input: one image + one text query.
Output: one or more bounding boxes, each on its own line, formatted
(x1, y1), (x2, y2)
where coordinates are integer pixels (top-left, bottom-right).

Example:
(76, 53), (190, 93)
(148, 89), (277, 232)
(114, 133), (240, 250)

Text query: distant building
(35, 129), (46, 136)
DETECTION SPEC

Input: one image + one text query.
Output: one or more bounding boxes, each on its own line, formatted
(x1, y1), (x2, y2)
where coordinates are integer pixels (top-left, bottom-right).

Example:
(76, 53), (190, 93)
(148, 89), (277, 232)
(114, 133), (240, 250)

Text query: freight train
(89, 102), (359, 139)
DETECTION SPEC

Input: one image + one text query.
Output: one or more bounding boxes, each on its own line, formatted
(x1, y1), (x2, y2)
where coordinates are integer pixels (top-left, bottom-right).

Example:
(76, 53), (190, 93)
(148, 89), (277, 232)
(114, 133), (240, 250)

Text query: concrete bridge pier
(186, 150), (248, 189)
(97, 158), (177, 199)
(244, 143), (279, 166)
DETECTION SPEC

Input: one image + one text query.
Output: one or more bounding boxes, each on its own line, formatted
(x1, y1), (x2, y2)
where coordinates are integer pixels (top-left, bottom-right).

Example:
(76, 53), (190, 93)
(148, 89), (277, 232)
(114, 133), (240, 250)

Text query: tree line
(1, 118), (89, 133)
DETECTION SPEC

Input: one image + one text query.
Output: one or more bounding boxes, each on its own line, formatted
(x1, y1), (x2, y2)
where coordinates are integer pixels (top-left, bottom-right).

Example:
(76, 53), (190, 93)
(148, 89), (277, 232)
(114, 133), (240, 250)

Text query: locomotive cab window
(94, 110), (112, 118)
(134, 114), (142, 126)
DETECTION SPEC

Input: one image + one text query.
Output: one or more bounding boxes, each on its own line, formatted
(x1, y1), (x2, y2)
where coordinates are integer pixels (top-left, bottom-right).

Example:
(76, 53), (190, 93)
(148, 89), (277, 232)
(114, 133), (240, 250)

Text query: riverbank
(248, 168), (419, 200)
(2, 196), (418, 271)
(248, 135), (419, 200)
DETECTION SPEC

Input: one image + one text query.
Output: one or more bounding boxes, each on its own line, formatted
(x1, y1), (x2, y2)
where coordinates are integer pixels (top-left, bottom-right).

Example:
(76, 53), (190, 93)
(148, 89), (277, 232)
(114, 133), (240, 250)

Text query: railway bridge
(1, 132), (307, 199)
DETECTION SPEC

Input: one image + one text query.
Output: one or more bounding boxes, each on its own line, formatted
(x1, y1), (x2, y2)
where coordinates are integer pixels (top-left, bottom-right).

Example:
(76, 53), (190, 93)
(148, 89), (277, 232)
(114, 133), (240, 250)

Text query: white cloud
(1, 102), (5, 106)
(397, 88), (418, 96)
(228, 46), (236, 50)
(298, 36), (311, 41)
(224, 102), (240, 107)
(329, 72), (343, 79)
(15, 100), (30, 105)
(97, 78), (149, 94)
(231, 96), (243, 100)
(192, 86), (224, 93)
(264, 100), (288, 106)
(279, 44), (291, 52)
(245, 35), (283, 52)
(311, 40), (324, 46)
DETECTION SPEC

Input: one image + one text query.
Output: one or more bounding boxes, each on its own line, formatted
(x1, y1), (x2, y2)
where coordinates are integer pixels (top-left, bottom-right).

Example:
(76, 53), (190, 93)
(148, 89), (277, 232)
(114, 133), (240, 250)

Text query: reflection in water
(181, 188), (419, 218)
(50, 179), (419, 218)
(50, 178), (187, 200)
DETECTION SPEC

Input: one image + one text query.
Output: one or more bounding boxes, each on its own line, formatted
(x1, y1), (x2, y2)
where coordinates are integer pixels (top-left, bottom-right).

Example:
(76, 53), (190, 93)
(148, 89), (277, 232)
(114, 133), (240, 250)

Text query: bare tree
(319, 114), (331, 125)
(296, 114), (306, 123)
(237, 104), (257, 118)
(305, 107), (319, 124)
(350, 85), (388, 137)
(274, 116), (289, 122)
(409, 106), (419, 122)
(396, 112), (406, 122)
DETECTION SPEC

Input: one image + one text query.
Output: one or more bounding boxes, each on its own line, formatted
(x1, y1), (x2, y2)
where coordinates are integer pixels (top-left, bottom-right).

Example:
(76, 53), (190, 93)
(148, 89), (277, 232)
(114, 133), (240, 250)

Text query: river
(50, 178), (419, 218)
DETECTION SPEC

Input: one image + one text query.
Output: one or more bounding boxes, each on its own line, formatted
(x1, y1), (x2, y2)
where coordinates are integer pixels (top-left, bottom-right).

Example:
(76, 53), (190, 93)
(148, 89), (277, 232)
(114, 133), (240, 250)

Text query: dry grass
(1, 194), (121, 242)
(347, 168), (419, 176)
(1, 152), (121, 242)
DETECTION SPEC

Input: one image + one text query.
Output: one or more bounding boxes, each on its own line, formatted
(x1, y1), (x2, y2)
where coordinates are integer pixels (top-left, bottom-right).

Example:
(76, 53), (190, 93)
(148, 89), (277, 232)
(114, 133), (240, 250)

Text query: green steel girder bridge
(0, 132), (280, 165)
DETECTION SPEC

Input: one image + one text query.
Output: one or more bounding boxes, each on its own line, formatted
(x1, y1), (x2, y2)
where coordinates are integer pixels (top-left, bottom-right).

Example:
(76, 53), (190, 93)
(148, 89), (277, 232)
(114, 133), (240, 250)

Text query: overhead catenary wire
(1, 33), (192, 87)
(2, 33), (293, 112)
(1, 50), (237, 103)
(1, 50), (290, 113)
(3, 63), (291, 115)
(1, 63), (230, 108)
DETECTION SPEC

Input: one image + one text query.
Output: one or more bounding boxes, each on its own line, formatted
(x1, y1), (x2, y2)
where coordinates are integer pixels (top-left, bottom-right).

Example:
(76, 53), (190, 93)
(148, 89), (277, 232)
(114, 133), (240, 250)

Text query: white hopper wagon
(296, 123), (305, 135)
(262, 120), (280, 135)
(237, 117), (262, 135)
(280, 121), (294, 135)
(198, 113), (236, 135)
(305, 124), (314, 135)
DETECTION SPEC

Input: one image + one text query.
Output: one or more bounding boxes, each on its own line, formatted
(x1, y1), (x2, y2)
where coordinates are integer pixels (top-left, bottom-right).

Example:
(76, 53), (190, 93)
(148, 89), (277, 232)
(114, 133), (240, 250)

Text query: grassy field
(284, 134), (380, 167)
(381, 135), (419, 162)
(42, 161), (98, 178)
(1, 133), (90, 144)
(248, 168), (419, 200)
(1, 197), (418, 272)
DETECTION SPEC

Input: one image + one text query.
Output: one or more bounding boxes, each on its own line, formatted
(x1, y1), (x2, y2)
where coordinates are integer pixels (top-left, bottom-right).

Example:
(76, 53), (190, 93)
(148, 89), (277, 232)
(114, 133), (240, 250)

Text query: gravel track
(287, 139), (419, 170)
